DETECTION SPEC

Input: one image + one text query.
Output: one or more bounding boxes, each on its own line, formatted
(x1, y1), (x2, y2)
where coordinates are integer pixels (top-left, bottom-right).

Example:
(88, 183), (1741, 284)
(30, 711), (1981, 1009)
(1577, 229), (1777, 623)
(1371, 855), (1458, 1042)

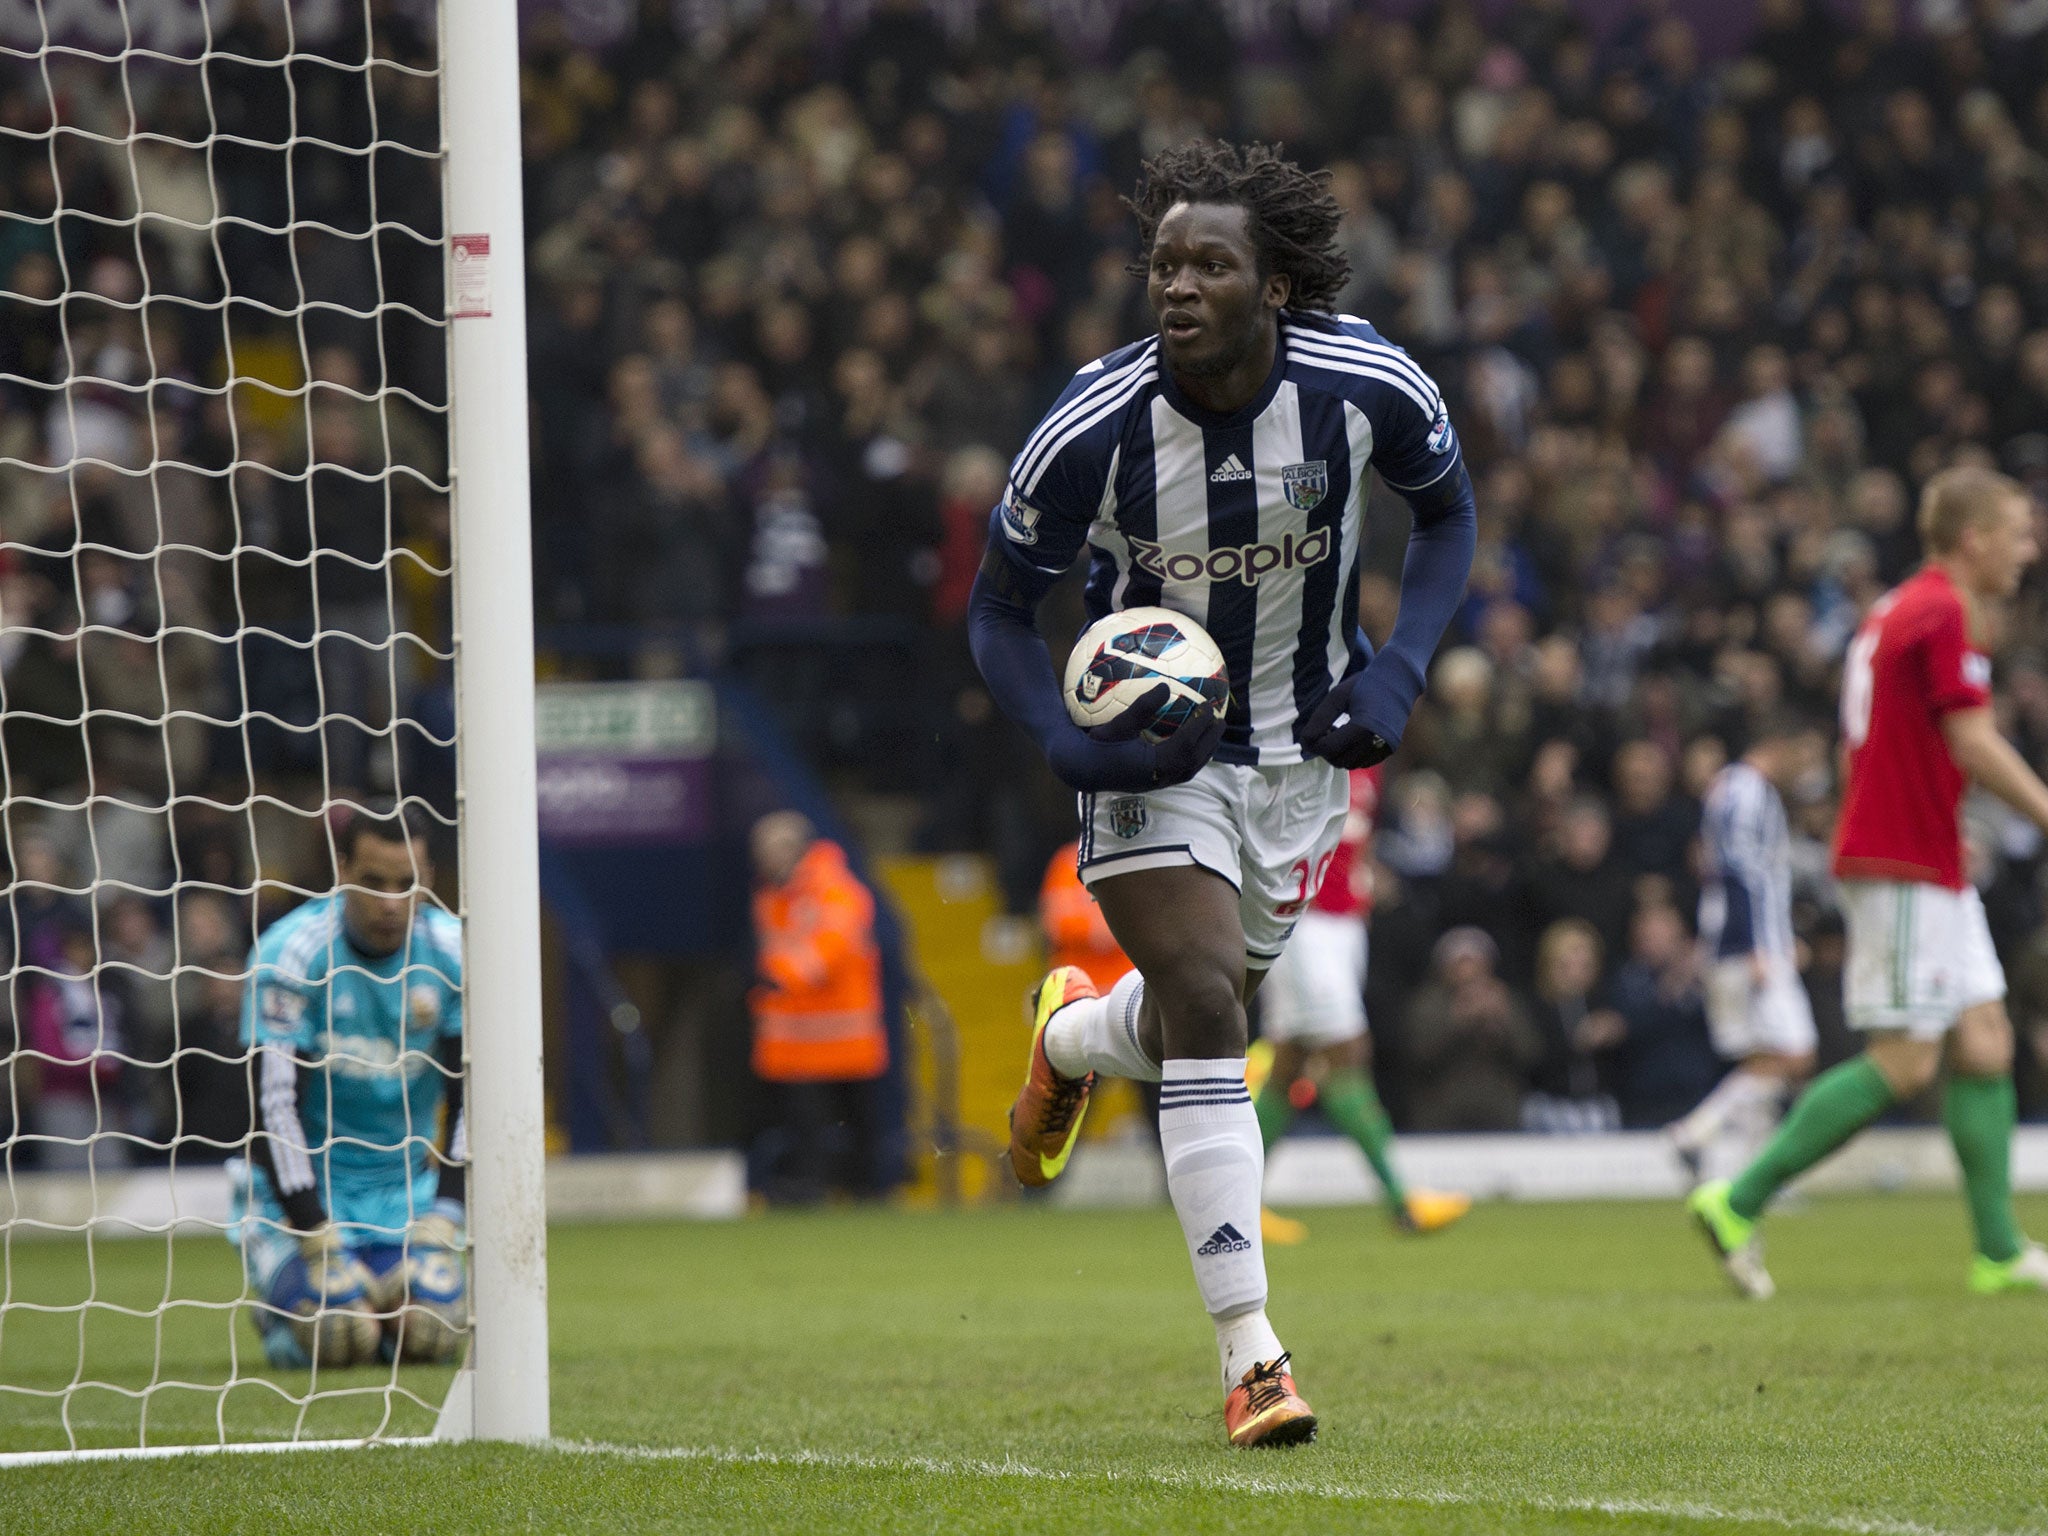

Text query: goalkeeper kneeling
(226, 804), (470, 1369)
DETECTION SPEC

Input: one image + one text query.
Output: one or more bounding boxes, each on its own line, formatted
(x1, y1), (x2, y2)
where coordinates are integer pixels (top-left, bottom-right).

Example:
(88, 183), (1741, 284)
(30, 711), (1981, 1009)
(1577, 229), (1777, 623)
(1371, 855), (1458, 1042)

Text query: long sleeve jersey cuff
(279, 1186), (327, 1233)
(967, 544), (1072, 756)
(252, 1042), (326, 1231)
(1373, 457), (1478, 711)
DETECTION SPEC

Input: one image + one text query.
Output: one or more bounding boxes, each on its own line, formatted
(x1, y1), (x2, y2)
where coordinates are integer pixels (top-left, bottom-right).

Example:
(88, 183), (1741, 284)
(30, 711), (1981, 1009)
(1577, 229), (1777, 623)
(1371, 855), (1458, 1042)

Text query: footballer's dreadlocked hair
(1125, 141), (1350, 313)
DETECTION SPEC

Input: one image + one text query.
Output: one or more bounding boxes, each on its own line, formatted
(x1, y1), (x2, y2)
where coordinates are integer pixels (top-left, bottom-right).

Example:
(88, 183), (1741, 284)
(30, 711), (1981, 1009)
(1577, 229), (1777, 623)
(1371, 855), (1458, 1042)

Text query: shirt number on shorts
(1273, 851), (1336, 918)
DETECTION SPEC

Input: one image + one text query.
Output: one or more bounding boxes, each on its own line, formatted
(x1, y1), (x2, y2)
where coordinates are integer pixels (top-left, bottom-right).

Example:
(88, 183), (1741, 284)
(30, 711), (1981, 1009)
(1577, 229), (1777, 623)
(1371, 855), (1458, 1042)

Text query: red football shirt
(1310, 766), (1382, 918)
(1832, 565), (1992, 890)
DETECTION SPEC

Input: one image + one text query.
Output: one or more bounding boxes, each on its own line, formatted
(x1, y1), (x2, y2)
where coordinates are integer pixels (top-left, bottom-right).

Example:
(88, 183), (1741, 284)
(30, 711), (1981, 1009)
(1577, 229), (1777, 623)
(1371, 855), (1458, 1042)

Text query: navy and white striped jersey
(1699, 762), (1796, 961)
(994, 311), (1462, 766)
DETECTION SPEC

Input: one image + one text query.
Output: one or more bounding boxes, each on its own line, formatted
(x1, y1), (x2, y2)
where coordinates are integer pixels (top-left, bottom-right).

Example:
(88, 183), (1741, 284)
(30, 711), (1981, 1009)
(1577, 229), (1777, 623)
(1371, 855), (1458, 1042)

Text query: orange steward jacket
(1039, 841), (1134, 993)
(751, 840), (887, 1082)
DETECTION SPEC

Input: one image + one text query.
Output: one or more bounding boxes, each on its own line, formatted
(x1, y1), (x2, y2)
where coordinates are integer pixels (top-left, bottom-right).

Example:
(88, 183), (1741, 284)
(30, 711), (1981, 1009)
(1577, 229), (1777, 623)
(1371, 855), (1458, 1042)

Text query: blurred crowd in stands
(0, 7), (453, 1163)
(523, 0), (2048, 1126)
(13, 0), (2048, 1161)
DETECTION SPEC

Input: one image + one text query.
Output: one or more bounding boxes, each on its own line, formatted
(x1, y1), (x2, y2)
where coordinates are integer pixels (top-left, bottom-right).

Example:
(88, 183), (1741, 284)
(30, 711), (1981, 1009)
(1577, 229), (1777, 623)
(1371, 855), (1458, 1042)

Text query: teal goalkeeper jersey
(239, 894), (463, 1238)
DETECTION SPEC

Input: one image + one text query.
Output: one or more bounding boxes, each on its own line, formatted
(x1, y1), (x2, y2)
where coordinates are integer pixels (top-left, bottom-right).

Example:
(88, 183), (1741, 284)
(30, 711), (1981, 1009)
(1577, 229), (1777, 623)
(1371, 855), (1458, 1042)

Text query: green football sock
(1320, 1068), (1408, 1209)
(1253, 1076), (1294, 1152)
(1729, 1056), (1895, 1221)
(1944, 1074), (2023, 1264)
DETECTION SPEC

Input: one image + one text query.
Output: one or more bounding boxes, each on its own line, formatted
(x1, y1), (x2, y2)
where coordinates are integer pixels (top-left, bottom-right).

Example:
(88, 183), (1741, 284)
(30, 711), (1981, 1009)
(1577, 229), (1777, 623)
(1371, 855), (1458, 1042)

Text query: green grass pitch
(3, 1192), (2047, 1533)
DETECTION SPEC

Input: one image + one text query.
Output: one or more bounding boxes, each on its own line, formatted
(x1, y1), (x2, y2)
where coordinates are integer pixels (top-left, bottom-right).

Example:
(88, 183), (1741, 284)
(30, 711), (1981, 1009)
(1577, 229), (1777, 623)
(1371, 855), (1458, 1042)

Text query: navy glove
(1300, 659), (1413, 769)
(1045, 685), (1225, 793)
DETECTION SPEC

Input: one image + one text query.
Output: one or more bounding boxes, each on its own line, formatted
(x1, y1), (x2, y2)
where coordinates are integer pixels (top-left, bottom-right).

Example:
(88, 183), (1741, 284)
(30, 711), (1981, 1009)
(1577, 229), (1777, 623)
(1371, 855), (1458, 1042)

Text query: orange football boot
(1225, 1352), (1318, 1448)
(1394, 1190), (1473, 1234)
(1007, 968), (1098, 1187)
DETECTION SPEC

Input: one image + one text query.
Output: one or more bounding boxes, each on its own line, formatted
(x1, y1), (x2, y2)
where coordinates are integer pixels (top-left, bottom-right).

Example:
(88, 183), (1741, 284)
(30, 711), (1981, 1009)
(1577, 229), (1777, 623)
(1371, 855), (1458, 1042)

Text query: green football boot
(1968, 1244), (2048, 1295)
(1687, 1179), (1774, 1300)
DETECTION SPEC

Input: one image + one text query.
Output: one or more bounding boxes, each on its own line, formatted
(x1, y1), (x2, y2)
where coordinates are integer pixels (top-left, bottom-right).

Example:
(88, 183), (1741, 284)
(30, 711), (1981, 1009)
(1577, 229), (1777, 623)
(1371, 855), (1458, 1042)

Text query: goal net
(0, 0), (547, 1458)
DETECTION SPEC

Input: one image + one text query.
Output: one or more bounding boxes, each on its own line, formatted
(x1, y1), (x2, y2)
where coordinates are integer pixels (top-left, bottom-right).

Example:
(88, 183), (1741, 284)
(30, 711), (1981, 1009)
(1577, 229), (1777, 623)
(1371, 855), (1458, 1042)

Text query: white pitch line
(0, 1437), (433, 1469)
(0, 1435), (2027, 1536)
(544, 1439), (2030, 1536)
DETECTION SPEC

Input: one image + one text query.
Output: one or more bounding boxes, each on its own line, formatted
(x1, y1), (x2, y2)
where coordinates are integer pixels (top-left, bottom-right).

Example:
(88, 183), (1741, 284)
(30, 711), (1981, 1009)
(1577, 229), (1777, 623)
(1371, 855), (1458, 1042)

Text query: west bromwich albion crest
(1109, 796), (1149, 840)
(1281, 461), (1328, 512)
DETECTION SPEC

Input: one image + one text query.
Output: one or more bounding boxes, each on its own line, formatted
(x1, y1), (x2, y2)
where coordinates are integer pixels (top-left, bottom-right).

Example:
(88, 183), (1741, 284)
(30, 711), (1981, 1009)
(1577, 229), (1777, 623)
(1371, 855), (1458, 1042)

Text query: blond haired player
(1691, 467), (2048, 1297)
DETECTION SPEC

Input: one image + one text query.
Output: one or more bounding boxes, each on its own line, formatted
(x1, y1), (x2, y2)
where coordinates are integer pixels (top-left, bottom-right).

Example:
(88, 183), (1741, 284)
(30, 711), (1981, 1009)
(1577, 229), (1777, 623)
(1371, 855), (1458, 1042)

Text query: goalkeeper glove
(408, 1199), (467, 1255)
(284, 1225), (381, 1367)
(297, 1223), (374, 1303)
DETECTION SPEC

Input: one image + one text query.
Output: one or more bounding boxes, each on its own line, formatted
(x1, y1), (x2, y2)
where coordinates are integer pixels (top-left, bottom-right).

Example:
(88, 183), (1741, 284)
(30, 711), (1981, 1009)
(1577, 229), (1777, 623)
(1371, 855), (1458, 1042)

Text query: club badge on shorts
(1109, 796), (1149, 840)
(1281, 461), (1328, 512)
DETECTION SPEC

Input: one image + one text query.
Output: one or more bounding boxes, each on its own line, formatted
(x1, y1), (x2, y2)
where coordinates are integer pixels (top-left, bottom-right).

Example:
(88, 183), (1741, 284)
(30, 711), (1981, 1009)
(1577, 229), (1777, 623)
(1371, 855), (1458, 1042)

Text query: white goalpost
(440, 0), (550, 1449)
(0, 0), (547, 1458)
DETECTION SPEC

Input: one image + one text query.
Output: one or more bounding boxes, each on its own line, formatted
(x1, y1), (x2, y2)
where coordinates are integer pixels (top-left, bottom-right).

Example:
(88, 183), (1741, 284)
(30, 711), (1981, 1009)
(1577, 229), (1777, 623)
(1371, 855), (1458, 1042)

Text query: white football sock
(1158, 1058), (1275, 1388)
(1215, 1306), (1285, 1389)
(1673, 1066), (1777, 1152)
(1703, 1071), (1793, 1184)
(1043, 969), (1159, 1082)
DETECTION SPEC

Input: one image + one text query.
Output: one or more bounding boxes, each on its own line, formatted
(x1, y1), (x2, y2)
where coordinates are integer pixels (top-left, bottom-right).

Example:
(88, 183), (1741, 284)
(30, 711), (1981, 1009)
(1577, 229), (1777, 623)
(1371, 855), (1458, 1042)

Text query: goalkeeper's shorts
(225, 1154), (442, 1290)
(247, 1233), (406, 1303)
(251, 1240), (465, 1368)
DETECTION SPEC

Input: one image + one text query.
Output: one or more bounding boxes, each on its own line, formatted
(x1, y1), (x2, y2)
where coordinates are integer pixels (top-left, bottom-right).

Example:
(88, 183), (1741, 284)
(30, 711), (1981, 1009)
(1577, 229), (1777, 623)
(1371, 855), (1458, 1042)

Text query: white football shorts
(1258, 909), (1368, 1047)
(1702, 953), (1817, 1059)
(1077, 758), (1348, 966)
(1840, 879), (2006, 1040)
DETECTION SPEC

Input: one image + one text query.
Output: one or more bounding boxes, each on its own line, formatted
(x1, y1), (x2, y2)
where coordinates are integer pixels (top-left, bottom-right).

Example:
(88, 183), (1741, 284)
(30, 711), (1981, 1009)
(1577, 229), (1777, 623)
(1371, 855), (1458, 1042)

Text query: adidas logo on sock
(1197, 1222), (1252, 1256)
(1209, 454), (1252, 483)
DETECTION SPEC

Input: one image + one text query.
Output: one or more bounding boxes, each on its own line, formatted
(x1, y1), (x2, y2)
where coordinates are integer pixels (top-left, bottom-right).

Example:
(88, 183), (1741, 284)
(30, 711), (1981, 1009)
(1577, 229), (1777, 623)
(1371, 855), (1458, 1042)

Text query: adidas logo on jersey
(1197, 1222), (1253, 1256)
(1126, 528), (1333, 588)
(1209, 454), (1252, 483)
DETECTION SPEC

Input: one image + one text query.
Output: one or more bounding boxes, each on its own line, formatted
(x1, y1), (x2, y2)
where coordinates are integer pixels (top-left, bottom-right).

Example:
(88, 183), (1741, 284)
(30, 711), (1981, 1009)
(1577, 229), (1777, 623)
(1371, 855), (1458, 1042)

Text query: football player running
(230, 803), (469, 1367)
(1253, 765), (1469, 1244)
(1666, 715), (1823, 1222)
(1690, 468), (2048, 1298)
(969, 142), (1475, 1446)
